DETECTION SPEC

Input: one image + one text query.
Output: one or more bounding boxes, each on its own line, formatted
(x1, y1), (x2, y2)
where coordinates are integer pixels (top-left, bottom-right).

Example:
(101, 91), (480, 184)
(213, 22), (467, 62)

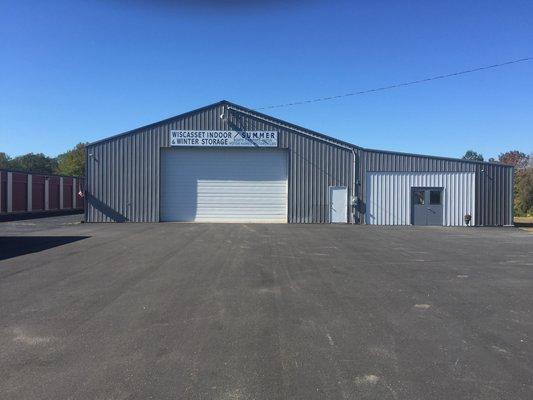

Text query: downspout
(352, 148), (357, 224)
(358, 149), (365, 225)
(510, 165), (515, 226)
(84, 145), (89, 222)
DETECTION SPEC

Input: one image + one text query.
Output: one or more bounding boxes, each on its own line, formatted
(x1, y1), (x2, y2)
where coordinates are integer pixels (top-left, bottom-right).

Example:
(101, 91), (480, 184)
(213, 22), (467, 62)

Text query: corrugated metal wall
(475, 163), (514, 226)
(358, 150), (513, 226)
(86, 105), (225, 222)
(85, 100), (513, 226)
(86, 102), (354, 223)
(228, 108), (354, 223)
(366, 172), (476, 226)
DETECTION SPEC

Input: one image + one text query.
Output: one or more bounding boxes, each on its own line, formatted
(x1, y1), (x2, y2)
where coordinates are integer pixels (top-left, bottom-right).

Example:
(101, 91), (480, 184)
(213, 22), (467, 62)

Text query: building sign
(170, 130), (278, 147)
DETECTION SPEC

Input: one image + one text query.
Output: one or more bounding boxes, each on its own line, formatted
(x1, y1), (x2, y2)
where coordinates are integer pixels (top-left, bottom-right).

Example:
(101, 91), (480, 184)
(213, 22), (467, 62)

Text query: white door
(160, 148), (288, 223)
(329, 186), (348, 223)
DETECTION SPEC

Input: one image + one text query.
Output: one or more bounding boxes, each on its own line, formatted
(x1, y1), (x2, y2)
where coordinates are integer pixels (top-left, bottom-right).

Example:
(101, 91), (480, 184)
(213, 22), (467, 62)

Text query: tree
(498, 150), (528, 171)
(9, 153), (57, 174)
(498, 150), (532, 217)
(55, 143), (87, 177)
(0, 152), (11, 169)
(462, 150), (484, 162)
(515, 168), (533, 216)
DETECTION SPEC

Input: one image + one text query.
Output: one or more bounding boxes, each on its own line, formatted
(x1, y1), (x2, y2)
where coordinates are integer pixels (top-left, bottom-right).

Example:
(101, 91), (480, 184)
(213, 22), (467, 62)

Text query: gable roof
(87, 100), (228, 147)
(87, 99), (511, 168)
(224, 101), (361, 151)
(87, 100), (360, 150)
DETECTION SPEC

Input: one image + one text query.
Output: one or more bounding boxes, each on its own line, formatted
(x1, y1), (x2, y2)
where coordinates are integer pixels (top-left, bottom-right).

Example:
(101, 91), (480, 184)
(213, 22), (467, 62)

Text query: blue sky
(1, 0), (532, 159)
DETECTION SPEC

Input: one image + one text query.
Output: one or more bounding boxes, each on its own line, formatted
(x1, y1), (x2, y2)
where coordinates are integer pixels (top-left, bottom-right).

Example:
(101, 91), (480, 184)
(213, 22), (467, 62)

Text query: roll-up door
(161, 148), (288, 223)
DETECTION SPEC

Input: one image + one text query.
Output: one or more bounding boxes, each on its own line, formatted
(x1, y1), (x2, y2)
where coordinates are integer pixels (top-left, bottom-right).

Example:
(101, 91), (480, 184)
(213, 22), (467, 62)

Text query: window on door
(429, 190), (442, 205)
(413, 190), (425, 205)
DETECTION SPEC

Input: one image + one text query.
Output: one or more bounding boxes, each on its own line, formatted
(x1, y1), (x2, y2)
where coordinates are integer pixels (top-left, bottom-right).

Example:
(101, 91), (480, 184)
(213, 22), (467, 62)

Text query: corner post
(59, 177), (64, 209)
(44, 178), (50, 210)
(7, 172), (13, 213)
(27, 174), (33, 212)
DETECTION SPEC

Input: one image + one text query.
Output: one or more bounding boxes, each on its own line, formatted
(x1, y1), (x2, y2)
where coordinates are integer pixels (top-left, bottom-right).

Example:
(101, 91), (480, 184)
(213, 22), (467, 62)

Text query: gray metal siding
(362, 150), (477, 172)
(231, 111), (354, 223)
(358, 150), (513, 225)
(86, 100), (512, 226)
(366, 171), (476, 226)
(475, 163), (514, 226)
(86, 102), (355, 223)
(86, 104), (228, 222)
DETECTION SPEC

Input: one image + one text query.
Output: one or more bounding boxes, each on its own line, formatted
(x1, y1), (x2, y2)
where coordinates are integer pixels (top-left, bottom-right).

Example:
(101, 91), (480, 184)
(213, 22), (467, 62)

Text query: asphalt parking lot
(1, 216), (532, 400)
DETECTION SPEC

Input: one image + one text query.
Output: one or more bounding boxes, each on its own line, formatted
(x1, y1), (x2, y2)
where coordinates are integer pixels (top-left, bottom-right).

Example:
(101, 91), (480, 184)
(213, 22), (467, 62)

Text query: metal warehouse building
(85, 101), (513, 226)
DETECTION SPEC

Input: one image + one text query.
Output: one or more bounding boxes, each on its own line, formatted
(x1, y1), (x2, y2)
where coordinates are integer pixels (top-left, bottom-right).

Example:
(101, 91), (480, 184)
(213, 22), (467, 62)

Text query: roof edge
(0, 168), (84, 179)
(86, 100), (229, 147)
(85, 99), (513, 169)
(225, 101), (363, 151)
(361, 147), (513, 168)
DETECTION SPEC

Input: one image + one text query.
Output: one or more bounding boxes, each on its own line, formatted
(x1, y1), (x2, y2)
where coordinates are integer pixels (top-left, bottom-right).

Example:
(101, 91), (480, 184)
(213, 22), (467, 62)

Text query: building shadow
(0, 236), (90, 261)
(85, 192), (128, 222)
(0, 210), (83, 223)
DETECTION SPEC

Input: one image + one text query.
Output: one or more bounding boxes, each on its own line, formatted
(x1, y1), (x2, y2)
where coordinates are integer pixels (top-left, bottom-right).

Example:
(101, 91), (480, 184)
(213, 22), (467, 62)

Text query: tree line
(0, 143), (87, 177)
(462, 150), (532, 217)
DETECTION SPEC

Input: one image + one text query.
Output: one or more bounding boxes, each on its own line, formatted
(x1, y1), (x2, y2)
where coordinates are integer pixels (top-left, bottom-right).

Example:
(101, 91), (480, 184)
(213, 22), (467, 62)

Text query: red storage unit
(32, 175), (46, 211)
(63, 177), (73, 209)
(0, 170), (84, 216)
(76, 178), (84, 209)
(12, 172), (27, 212)
(49, 176), (60, 210)
(1, 171), (6, 213)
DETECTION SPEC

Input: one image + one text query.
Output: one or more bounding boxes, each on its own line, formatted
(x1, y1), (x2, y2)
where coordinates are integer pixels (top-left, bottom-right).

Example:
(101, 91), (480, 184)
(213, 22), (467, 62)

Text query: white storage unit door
(160, 148), (288, 223)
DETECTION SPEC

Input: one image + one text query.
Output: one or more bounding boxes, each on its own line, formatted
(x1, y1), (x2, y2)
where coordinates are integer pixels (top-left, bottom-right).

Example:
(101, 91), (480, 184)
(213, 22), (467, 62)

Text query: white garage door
(160, 148), (288, 222)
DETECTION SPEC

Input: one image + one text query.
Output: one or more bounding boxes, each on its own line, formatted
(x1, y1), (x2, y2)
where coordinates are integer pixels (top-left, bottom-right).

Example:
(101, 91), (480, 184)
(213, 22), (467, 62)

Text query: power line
(254, 57), (533, 111)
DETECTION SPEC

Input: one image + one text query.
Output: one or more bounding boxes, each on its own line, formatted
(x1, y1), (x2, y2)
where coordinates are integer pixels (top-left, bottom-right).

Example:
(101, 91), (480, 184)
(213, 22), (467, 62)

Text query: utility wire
(254, 57), (533, 110)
